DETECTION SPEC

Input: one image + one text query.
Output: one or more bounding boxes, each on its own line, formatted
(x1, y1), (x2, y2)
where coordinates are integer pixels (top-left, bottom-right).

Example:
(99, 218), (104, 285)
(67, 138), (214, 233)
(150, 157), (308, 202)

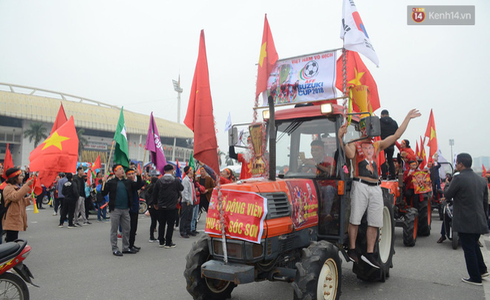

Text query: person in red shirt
(403, 160), (420, 210)
(396, 139), (417, 171)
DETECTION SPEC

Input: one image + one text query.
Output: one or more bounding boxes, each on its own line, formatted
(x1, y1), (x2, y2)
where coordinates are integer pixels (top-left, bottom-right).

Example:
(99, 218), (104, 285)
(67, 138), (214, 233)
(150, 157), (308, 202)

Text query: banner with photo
(260, 50), (337, 107)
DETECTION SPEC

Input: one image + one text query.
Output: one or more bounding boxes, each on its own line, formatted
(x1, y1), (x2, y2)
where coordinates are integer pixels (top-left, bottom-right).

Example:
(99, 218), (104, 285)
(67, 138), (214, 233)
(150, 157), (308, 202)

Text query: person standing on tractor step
(102, 164), (141, 256)
(339, 109), (421, 269)
(2, 167), (33, 242)
(379, 109), (398, 180)
(444, 153), (489, 286)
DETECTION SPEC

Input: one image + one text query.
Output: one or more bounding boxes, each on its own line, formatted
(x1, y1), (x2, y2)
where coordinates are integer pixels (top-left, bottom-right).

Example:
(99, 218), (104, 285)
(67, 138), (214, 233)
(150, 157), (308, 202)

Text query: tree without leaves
(77, 128), (88, 161)
(23, 122), (48, 148)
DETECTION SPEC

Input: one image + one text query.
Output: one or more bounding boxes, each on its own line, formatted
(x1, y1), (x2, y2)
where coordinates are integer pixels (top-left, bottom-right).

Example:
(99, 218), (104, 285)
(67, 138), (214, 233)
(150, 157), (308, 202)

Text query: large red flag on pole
(51, 103), (68, 135)
(2, 143), (13, 180)
(424, 109), (438, 160)
(255, 14), (278, 100)
(184, 30), (220, 175)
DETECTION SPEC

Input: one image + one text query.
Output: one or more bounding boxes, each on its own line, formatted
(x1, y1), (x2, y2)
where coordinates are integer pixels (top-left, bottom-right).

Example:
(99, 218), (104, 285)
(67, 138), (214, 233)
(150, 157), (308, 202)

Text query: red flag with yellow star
(255, 14), (278, 100)
(335, 50), (380, 113)
(424, 109), (438, 160)
(29, 116), (78, 193)
(51, 103), (68, 135)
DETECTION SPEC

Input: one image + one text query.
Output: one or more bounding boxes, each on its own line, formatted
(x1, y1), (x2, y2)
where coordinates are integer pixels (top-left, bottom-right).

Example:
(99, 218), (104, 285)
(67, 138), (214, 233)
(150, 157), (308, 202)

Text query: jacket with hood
(153, 174), (184, 210)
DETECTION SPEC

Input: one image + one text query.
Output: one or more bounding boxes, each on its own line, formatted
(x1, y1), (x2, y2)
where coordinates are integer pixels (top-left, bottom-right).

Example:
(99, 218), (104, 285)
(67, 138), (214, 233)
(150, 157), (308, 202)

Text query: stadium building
(0, 83), (194, 168)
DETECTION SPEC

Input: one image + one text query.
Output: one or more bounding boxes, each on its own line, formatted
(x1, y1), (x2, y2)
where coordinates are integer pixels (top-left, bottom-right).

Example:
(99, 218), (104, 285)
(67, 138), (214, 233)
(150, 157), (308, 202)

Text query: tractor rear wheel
(417, 194), (431, 236)
(292, 241), (341, 300)
(403, 208), (418, 247)
(184, 235), (236, 300)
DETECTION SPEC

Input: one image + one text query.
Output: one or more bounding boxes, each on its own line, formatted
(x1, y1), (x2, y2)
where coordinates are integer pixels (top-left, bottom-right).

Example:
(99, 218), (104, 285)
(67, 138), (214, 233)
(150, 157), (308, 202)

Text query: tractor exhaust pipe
(268, 95), (276, 181)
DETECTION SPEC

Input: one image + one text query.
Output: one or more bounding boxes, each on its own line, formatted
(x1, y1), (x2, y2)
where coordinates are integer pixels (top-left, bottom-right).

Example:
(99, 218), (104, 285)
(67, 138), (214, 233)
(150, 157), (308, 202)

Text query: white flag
(340, 0), (379, 66)
(224, 112), (232, 132)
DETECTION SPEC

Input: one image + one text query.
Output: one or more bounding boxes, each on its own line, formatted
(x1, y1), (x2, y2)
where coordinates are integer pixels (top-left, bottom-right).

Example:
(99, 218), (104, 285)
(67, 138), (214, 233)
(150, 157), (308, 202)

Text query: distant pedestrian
(379, 109), (398, 180)
(126, 169), (144, 251)
(145, 176), (159, 243)
(2, 167), (33, 242)
(102, 164), (141, 256)
(444, 153), (489, 285)
(154, 164), (184, 248)
(55, 173), (67, 217)
(74, 167), (89, 226)
(59, 173), (78, 229)
(180, 166), (195, 238)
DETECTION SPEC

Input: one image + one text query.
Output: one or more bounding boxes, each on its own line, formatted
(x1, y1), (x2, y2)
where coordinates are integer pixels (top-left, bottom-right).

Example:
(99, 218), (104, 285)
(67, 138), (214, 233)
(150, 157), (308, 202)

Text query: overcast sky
(1, 0), (488, 161)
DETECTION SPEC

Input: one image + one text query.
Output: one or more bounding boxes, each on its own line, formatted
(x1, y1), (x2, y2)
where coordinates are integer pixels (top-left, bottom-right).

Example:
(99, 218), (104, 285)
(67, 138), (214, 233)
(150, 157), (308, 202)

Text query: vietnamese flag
(483, 165), (487, 177)
(184, 30), (220, 175)
(335, 50), (380, 113)
(29, 116), (78, 193)
(2, 143), (13, 180)
(255, 14), (278, 100)
(51, 103), (68, 135)
(424, 109), (438, 160)
(88, 155), (102, 186)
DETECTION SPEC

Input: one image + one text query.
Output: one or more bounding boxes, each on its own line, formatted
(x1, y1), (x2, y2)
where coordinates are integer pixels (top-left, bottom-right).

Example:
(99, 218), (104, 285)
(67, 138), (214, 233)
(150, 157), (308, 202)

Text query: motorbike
(0, 239), (37, 300)
(442, 199), (458, 250)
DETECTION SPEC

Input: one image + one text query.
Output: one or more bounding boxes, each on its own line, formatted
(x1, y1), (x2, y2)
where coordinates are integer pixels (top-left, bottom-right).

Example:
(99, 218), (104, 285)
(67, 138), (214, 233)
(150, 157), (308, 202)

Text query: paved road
(20, 207), (488, 300)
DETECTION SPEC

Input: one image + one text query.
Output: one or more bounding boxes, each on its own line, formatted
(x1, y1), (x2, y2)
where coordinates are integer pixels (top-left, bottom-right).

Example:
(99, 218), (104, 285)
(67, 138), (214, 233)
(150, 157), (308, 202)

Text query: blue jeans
(459, 232), (487, 282)
(97, 203), (107, 220)
(191, 204), (199, 232)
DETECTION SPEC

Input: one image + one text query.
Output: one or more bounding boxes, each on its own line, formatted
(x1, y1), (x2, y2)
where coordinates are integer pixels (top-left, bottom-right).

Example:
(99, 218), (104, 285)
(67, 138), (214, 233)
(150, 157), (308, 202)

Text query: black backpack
(0, 182), (12, 220)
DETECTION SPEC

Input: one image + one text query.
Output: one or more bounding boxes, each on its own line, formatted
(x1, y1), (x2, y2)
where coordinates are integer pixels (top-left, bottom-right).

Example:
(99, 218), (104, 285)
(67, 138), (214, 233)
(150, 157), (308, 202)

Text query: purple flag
(145, 112), (167, 174)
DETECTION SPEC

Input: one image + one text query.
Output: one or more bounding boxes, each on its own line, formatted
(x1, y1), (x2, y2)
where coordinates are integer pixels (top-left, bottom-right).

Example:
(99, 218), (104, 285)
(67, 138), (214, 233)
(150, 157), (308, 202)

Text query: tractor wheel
(353, 188), (395, 282)
(403, 208), (418, 247)
(417, 194), (431, 236)
(292, 241), (341, 300)
(184, 235), (236, 300)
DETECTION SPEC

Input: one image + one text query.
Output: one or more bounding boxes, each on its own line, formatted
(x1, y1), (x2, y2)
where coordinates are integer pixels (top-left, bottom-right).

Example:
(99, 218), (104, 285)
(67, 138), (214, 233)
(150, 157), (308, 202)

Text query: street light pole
(172, 75), (183, 123)
(449, 139), (454, 164)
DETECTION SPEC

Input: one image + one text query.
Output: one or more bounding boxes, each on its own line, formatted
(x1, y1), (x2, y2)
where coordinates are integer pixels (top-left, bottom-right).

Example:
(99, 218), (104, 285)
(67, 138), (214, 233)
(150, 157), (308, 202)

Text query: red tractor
(184, 100), (395, 300)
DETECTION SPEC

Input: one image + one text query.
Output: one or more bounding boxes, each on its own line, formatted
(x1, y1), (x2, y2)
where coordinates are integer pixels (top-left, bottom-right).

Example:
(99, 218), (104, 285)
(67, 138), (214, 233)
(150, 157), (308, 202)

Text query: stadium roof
(0, 84), (193, 138)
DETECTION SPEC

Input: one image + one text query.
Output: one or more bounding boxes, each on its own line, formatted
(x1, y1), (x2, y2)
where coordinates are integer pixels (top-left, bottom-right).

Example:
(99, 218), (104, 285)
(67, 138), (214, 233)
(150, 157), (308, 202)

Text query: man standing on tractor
(339, 109), (421, 268)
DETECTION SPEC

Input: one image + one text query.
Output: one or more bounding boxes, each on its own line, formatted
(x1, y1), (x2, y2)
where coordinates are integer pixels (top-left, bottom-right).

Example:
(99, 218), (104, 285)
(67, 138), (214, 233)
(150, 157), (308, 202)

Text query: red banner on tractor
(205, 189), (268, 244)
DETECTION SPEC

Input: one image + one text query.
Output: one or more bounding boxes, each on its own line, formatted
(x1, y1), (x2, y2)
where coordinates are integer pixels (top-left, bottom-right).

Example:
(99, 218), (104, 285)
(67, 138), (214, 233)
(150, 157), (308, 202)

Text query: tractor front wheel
(292, 241), (341, 300)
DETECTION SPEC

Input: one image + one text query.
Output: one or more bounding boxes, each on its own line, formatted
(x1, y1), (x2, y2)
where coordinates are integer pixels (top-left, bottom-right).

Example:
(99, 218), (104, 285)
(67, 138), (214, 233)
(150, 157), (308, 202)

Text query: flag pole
(30, 172), (39, 214)
(103, 141), (115, 189)
(142, 149), (147, 175)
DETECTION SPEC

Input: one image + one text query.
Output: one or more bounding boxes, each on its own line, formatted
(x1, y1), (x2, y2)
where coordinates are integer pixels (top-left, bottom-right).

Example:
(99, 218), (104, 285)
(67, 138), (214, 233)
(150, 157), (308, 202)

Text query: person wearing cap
(102, 164), (142, 256)
(380, 109), (398, 180)
(339, 108), (420, 269)
(180, 166), (196, 238)
(126, 168), (145, 252)
(2, 167), (34, 242)
(153, 164), (184, 247)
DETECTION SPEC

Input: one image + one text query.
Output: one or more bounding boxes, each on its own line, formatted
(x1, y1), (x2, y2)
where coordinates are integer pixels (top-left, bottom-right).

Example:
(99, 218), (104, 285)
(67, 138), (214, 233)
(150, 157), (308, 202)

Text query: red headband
(7, 170), (22, 179)
(114, 165), (123, 172)
(126, 170), (135, 175)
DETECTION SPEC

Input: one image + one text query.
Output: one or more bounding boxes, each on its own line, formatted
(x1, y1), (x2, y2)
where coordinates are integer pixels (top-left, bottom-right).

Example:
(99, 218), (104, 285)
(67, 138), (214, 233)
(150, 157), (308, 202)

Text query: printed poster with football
(412, 171), (432, 194)
(205, 189), (268, 244)
(261, 50), (337, 107)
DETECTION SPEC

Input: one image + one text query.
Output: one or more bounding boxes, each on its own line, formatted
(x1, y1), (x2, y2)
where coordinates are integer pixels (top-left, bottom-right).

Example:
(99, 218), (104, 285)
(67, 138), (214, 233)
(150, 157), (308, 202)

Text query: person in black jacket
(444, 153), (489, 285)
(126, 169), (145, 252)
(153, 164), (184, 248)
(59, 173), (78, 228)
(379, 109), (398, 180)
(102, 164), (142, 256)
(145, 176), (159, 242)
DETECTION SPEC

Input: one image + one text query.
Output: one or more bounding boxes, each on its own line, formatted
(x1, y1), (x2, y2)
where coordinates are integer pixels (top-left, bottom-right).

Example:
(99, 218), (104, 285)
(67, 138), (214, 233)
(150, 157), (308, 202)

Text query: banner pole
(103, 141), (115, 190)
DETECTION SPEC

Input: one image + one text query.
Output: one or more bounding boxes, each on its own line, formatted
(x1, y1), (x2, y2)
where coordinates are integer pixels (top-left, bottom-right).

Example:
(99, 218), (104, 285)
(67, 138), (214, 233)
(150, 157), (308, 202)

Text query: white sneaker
(53, 212), (58, 216)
